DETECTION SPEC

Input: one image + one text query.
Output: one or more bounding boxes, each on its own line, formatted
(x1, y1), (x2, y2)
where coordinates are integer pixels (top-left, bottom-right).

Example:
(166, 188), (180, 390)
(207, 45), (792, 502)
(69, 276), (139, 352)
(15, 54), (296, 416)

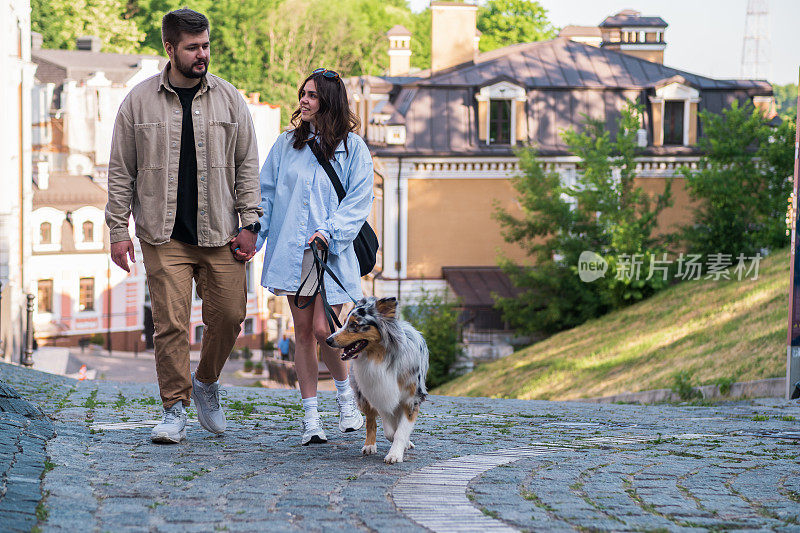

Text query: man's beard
(174, 55), (208, 79)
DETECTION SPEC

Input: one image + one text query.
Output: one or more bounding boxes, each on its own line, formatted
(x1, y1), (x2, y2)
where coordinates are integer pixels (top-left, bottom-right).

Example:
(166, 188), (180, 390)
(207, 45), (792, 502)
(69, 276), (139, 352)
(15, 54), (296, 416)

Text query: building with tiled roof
(347, 3), (776, 363)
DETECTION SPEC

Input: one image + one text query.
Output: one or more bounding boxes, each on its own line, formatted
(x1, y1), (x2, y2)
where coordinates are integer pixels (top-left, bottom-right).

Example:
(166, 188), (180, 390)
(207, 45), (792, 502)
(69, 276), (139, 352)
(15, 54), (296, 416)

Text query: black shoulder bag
(308, 141), (379, 277)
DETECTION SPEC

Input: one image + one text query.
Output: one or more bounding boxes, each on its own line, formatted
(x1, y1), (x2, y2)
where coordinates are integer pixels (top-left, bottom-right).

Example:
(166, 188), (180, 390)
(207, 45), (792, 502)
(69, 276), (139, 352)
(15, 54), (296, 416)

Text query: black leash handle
(293, 238), (358, 333)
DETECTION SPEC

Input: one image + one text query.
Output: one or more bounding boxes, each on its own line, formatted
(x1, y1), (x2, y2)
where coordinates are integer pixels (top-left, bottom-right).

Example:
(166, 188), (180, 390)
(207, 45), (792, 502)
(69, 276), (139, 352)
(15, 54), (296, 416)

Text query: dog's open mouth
(341, 340), (368, 360)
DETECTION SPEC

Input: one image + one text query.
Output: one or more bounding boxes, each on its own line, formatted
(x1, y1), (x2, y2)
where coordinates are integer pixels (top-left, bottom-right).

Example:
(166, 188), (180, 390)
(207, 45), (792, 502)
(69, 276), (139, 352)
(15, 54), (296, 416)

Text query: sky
(408, 0), (799, 85)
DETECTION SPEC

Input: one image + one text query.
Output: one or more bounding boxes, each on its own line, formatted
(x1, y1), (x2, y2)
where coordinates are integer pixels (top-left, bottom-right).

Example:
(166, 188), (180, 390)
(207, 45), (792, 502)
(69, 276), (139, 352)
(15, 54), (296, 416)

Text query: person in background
(278, 333), (291, 361)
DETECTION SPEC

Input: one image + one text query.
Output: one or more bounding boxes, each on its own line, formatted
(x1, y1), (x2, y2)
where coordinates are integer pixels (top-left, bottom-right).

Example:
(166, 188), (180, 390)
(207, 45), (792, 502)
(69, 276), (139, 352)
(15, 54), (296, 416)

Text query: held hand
(230, 229), (257, 262)
(110, 240), (136, 273)
(307, 231), (328, 250)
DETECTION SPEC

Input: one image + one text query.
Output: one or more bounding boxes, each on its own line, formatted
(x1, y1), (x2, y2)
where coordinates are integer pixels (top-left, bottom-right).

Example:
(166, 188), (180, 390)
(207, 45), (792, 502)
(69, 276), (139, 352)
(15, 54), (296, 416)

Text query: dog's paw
(362, 444), (377, 455)
(406, 441), (415, 450)
(384, 450), (404, 464)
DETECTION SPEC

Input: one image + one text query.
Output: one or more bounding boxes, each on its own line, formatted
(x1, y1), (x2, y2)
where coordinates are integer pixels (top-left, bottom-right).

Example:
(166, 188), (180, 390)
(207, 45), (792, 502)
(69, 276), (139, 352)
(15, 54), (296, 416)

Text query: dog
(326, 296), (428, 464)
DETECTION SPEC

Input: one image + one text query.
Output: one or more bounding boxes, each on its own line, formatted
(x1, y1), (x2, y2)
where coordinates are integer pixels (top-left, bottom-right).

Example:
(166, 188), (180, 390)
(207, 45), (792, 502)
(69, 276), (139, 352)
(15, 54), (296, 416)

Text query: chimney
(386, 25), (412, 77)
(431, 1), (478, 73)
(31, 32), (42, 51)
(599, 10), (667, 64)
(76, 36), (102, 52)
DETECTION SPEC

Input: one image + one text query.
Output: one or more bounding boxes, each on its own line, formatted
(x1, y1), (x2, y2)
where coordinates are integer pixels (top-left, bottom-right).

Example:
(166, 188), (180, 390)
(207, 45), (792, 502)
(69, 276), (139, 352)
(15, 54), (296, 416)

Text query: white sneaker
(301, 416), (327, 445)
(337, 391), (364, 433)
(151, 402), (187, 443)
(191, 372), (226, 434)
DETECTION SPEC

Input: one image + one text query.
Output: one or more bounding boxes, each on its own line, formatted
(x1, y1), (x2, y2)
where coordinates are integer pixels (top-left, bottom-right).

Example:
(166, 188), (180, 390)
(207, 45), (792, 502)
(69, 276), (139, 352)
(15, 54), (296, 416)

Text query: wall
(406, 178), (529, 278)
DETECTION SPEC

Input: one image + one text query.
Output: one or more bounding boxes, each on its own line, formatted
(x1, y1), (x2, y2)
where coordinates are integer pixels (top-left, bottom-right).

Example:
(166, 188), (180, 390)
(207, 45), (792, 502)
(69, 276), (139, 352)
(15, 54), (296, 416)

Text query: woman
(252, 68), (374, 445)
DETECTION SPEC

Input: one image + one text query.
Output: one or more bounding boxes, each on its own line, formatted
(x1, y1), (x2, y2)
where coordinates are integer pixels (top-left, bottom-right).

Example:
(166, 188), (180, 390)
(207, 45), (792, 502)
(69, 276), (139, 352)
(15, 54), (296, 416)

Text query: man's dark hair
(161, 8), (209, 47)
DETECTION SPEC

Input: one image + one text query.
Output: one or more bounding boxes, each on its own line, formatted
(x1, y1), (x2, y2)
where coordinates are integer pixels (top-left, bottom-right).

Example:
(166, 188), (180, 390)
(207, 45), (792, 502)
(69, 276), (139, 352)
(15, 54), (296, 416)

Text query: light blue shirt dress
(255, 130), (374, 305)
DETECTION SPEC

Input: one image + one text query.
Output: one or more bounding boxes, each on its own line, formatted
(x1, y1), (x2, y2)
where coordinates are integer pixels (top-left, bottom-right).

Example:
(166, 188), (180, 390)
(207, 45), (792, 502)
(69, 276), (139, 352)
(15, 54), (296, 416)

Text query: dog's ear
(375, 297), (397, 318)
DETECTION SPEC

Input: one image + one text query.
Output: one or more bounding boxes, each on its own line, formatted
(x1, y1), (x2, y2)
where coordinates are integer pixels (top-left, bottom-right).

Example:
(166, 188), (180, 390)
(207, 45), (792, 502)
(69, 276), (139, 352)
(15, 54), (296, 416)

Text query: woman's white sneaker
(151, 402), (187, 443)
(301, 416), (327, 445)
(337, 391), (364, 433)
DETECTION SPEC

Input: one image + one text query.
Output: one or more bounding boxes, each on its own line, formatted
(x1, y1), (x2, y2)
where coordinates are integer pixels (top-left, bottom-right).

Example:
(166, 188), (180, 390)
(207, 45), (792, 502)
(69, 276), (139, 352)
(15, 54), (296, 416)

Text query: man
(277, 333), (291, 361)
(105, 8), (262, 443)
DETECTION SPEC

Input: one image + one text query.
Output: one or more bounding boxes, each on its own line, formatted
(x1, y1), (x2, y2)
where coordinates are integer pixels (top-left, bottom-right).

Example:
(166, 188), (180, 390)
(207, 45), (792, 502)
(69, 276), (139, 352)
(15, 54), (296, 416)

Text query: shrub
(241, 347), (253, 361)
(671, 371), (701, 401)
(243, 360), (254, 373)
(263, 340), (275, 352)
(401, 290), (463, 389)
(714, 376), (737, 396)
(253, 362), (264, 375)
(89, 333), (104, 346)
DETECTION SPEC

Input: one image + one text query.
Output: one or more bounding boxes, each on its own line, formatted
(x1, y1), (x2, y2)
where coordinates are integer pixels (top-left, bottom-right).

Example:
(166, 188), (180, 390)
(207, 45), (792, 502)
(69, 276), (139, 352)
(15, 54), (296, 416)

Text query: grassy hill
(434, 248), (790, 400)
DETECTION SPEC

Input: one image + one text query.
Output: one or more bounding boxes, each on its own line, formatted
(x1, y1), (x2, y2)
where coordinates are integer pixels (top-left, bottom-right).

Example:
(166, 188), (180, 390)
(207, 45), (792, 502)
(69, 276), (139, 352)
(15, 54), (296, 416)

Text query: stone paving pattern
(0, 379), (55, 533)
(1, 361), (800, 532)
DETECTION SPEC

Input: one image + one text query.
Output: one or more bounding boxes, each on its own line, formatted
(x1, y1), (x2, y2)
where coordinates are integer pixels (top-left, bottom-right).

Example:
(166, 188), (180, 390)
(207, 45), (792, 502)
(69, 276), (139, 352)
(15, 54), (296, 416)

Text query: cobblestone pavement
(1, 362), (800, 532)
(0, 378), (55, 532)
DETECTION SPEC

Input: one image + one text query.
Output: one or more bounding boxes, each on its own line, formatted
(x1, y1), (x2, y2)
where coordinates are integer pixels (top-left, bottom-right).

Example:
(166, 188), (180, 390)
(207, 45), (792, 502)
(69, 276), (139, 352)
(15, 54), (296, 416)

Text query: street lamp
(21, 293), (34, 367)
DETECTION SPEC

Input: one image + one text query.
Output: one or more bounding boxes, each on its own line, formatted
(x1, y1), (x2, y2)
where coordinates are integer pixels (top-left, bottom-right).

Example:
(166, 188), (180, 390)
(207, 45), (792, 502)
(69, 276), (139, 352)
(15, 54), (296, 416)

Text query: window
(40, 222), (51, 244)
(489, 100), (512, 145)
(82, 221), (94, 242)
(79, 278), (94, 311)
(664, 101), (684, 145)
(195, 325), (204, 343)
(244, 318), (254, 335)
(37, 280), (53, 313)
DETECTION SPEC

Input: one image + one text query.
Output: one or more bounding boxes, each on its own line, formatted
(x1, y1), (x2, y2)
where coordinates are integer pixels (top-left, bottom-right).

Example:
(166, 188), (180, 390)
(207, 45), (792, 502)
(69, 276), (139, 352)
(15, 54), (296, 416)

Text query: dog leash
(294, 237), (358, 333)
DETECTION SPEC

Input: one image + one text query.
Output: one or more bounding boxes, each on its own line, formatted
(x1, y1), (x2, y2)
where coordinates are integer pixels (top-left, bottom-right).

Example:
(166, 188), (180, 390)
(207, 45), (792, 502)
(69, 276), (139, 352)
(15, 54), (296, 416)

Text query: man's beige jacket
(105, 65), (262, 247)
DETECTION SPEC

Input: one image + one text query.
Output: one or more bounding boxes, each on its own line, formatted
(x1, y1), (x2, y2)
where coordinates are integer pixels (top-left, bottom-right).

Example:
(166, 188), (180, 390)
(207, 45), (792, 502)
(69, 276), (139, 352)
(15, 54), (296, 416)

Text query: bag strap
(309, 141), (345, 203)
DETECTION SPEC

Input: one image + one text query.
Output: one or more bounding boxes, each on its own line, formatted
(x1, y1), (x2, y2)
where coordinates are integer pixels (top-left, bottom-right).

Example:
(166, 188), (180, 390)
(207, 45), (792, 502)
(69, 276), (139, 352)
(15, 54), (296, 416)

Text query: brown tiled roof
(33, 173), (107, 211)
(386, 25), (411, 37)
(559, 25), (602, 38)
(423, 38), (767, 90)
(443, 267), (522, 307)
(32, 49), (167, 85)
(600, 13), (667, 28)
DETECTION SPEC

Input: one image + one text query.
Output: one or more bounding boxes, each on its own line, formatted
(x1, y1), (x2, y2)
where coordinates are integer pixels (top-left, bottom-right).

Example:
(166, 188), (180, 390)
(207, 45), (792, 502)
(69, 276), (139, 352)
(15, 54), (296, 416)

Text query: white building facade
(0, 0), (35, 363)
(29, 42), (284, 353)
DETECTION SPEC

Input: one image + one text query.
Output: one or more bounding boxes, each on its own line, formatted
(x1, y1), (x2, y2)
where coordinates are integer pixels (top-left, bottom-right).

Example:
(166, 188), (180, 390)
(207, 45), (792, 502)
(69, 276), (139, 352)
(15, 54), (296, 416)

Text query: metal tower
(740, 0), (771, 80)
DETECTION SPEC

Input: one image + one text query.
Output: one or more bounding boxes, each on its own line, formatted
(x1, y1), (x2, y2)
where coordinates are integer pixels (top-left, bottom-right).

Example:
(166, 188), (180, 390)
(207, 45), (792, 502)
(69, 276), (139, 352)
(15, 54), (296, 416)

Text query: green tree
(477, 0), (556, 53)
(680, 102), (794, 258)
(401, 291), (462, 389)
(772, 83), (798, 118)
(494, 102), (673, 335)
(130, 0), (418, 123)
(31, 0), (144, 53)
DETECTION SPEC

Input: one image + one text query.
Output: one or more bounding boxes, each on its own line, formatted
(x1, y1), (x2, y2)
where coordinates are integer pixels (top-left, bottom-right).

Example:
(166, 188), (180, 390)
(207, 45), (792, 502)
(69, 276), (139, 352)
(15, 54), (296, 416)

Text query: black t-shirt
(170, 82), (202, 246)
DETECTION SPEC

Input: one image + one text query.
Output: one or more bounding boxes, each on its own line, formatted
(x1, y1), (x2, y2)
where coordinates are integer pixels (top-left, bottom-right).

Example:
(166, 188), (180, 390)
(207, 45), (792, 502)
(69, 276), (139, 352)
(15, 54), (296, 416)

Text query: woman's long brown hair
(291, 72), (360, 161)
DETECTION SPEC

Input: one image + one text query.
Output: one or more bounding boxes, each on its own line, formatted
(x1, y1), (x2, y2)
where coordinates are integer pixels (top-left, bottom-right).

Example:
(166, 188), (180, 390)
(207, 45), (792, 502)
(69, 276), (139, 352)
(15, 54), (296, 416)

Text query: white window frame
(72, 206), (104, 251)
(476, 81), (527, 146)
(648, 82), (701, 146)
(32, 207), (65, 252)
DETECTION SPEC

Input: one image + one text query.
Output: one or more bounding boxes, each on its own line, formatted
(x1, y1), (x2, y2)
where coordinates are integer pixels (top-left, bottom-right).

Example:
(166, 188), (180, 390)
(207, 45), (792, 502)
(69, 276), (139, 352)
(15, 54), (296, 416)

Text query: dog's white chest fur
(352, 358), (399, 416)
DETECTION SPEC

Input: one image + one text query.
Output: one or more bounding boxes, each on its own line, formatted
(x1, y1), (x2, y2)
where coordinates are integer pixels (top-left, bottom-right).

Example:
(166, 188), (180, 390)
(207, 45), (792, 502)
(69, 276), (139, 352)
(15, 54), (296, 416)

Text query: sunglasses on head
(312, 67), (340, 80)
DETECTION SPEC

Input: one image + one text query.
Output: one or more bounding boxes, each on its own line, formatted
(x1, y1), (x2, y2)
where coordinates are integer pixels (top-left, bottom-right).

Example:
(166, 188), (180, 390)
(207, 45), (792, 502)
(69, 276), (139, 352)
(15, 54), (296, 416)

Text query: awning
(442, 267), (521, 307)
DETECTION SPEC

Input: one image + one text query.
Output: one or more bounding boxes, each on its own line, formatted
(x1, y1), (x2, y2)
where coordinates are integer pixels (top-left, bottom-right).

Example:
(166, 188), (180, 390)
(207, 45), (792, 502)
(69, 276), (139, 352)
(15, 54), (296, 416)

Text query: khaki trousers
(141, 239), (246, 408)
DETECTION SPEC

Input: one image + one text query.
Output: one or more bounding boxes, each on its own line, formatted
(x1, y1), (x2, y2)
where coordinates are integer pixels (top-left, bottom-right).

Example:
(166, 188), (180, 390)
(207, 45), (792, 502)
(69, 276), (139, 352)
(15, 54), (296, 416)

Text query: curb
(582, 377), (786, 404)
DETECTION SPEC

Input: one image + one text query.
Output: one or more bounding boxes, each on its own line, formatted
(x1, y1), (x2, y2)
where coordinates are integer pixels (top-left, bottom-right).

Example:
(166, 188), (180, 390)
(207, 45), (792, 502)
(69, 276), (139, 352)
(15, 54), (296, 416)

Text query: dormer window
(476, 81), (527, 146)
(649, 78), (701, 147)
(663, 101), (684, 145)
(489, 100), (512, 144)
